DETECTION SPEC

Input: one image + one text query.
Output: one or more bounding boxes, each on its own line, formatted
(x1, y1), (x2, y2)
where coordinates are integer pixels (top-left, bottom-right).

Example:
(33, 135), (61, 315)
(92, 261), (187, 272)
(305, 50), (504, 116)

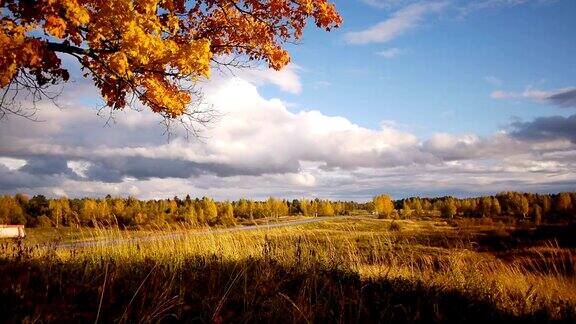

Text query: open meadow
(2, 1), (576, 323)
(1, 216), (575, 323)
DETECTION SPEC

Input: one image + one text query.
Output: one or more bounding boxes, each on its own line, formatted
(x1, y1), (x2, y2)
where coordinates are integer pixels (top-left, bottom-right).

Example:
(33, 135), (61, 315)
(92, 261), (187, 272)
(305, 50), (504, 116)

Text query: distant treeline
(378, 192), (575, 225)
(0, 192), (574, 228)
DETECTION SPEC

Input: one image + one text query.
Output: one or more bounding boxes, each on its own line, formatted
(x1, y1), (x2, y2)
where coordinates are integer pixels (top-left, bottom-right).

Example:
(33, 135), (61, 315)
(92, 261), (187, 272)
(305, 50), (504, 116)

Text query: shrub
(36, 215), (53, 228)
(389, 221), (402, 232)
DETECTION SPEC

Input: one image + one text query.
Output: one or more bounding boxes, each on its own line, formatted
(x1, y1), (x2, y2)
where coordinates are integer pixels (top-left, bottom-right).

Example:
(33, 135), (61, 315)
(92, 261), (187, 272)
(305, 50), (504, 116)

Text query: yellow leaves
(298, 0), (314, 15)
(166, 14), (180, 34)
(107, 52), (130, 77)
(21, 41), (43, 67)
(86, 31), (105, 50)
(44, 16), (67, 38)
(139, 0), (161, 15)
(141, 77), (190, 117)
(0, 62), (17, 88)
(121, 20), (168, 66)
(0, 20), (43, 87)
(310, 1), (342, 31)
(173, 39), (212, 77)
(265, 46), (290, 70)
(2, 0), (342, 119)
(63, 0), (90, 26)
(0, 27), (21, 87)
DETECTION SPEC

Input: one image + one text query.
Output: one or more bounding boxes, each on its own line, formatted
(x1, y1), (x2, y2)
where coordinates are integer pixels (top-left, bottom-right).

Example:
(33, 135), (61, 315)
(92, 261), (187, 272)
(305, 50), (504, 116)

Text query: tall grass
(1, 218), (575, 322)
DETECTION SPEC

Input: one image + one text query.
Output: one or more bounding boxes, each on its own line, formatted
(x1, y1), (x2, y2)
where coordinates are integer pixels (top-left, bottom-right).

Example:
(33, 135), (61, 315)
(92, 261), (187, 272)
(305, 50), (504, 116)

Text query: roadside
(29, 215), (359, 249)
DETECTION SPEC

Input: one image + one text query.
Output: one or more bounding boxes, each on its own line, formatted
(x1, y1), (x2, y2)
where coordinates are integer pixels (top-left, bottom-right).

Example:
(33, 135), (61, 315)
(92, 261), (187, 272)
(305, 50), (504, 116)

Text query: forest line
(0, 191), (574, 228)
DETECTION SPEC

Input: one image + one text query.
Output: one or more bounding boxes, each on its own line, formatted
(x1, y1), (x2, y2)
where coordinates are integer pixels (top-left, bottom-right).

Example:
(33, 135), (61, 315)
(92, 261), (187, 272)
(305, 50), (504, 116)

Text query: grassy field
(22, 215), (318, 244)
(1, 216), (575, 322)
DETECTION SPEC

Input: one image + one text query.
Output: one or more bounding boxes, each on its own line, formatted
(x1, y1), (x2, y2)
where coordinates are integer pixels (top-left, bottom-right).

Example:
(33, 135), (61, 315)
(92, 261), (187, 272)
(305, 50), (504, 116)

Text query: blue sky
(1, 0), (575, 200)
(262, 0), (576, 137)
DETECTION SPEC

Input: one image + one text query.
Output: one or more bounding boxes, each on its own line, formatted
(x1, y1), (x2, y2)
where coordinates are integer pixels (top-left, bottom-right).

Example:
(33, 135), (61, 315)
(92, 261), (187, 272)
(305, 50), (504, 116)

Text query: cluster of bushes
(374, 192), (575, 224)
(0, 194), (368, 228)
(1, 191), (573, 228)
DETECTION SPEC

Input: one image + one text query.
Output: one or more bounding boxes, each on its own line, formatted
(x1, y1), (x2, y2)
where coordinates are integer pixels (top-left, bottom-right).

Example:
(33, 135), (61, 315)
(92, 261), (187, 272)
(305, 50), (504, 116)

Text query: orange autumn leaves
(0, 18), (69, 88)
(1, 0), (341, 118)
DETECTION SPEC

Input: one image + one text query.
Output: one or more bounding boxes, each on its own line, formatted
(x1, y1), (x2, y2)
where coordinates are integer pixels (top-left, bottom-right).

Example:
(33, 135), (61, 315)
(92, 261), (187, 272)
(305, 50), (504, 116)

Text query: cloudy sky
(1, 0), (575, 200)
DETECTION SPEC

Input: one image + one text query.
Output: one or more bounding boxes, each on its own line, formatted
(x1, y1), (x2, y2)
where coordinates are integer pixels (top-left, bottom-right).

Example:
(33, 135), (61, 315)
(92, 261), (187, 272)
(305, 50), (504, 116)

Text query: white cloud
(344, 2), (448, 45)
(490, 87), (576, 108)
(1, 69), (576, 199)
(375, 47), (405, 58)
(201, 78), (422, 171)
(0, 157), (26, 171)
(67, 160), (91, 178)
(490, 89), (547, 100)
(227, 63), (302, 94)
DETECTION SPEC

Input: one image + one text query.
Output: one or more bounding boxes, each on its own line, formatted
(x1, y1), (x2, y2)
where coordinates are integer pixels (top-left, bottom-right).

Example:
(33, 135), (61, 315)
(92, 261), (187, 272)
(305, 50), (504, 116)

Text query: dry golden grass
(1, 217), (575, 322)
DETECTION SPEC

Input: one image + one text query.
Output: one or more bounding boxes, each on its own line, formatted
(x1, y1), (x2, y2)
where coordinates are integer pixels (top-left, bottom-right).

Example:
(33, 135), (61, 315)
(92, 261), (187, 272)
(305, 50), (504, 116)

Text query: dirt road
(54, 216), (351, 249)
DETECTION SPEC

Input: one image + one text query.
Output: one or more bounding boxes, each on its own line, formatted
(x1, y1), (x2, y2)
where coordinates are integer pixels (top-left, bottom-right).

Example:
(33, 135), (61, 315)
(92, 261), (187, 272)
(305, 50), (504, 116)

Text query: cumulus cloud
(218, 63), (303, 94)
(547, 88), (576, 108)
(510, 114), (576, 143)
(0, 77), (426, 196)
(1, 68), (576, 199)
(0, 157), (26, 171)
(421, 132), (532, 161)
(20, 156), (76, 177)
(0, 164), (64, 192)
(344, 2), (448, 45)
(491, 87), (576, 108)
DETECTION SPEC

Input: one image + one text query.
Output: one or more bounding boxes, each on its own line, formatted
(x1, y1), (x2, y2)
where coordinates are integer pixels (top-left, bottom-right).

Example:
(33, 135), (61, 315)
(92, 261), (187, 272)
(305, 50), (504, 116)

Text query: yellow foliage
(173, 39), (212, 77)
(141, 77), (190, 117)
(107, 52), (130, 77)
(1, 0), (342, 117)
(0, 20), (45, 87)
(44, 16), (67, 38)
(63, 1), (90, 26)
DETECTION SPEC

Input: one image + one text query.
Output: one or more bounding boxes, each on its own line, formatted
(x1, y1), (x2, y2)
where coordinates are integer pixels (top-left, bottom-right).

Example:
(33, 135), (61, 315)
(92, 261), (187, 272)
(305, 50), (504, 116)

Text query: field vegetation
(1, 208), (575, 322)
(1, 191), (574, 228)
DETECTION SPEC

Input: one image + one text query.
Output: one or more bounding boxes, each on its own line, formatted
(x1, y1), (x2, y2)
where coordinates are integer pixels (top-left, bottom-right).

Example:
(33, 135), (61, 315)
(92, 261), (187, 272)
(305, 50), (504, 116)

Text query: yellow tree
(372, 194), (394, 219)
(181, 204), (197, 224)
(479, 197), (492, 218)
(1, 0), (341, 120)
(441, 198), (457, 219)
(110, 198), (125, 221)
(300, 199), (310, 216)
(234, 199), (250, 219)
(556, 192), (572, 213)
(49, 197), (71, 228)
(318, 200), (334, 216)
(79, 199), (98, 225)
(201, 197), (218, 225)
(0, 195), (25, 224)
(491, 197), (501, 216)
(400, 200), (412, 218)
(218, 201), (235, 226)
(411, 198), (422, 215)
(274, 199), (289, 217)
